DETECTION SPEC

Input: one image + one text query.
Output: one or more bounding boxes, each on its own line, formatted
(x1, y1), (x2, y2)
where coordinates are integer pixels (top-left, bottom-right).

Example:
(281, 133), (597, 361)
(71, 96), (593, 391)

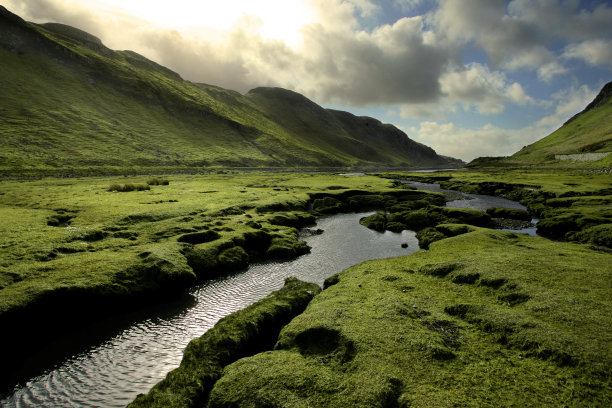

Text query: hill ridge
(0, 6), (461, 174)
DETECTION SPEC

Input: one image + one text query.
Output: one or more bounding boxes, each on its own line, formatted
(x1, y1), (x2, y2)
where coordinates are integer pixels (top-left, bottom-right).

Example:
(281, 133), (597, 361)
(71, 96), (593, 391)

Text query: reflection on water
(404, 181), (539, 236)
(2, 212), (417, 408)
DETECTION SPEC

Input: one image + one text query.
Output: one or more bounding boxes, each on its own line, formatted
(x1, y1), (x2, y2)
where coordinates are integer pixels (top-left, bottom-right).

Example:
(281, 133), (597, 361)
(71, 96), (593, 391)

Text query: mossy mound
(359, 212), (387, 231)
(416, 224), (475, 249)
(310, 190), (445, 216)
(361, 205), (490, 238)
(206, 229), (612, 407)
(128, 277), (321, 408)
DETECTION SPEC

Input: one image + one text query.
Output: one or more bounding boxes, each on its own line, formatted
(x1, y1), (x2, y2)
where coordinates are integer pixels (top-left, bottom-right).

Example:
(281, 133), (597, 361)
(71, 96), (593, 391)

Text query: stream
(1, 182), (537, 407)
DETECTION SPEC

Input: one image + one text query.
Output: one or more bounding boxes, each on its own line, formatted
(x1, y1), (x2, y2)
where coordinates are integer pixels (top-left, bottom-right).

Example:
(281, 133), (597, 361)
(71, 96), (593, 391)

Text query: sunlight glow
(92, 0), (317, 47)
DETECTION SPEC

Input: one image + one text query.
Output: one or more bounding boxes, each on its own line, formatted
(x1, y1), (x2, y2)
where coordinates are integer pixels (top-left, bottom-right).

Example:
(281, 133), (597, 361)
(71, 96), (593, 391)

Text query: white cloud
(439, 63), (537, 115)
(564, 39), (612, 68)
(411, 84), (597, 161)
(5, 0), (451, 105)
(431, 0), (612, 81)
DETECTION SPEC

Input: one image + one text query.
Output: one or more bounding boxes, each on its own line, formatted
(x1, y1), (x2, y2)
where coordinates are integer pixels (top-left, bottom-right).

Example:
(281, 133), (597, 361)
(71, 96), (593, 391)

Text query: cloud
(411, 84), (597, 161)
(296, 17), (448, 105)
(563, 39), (612, 68)
(430, 0), (612, 81)
(5, 0), (452, 106)
(397, 63), (537, 118)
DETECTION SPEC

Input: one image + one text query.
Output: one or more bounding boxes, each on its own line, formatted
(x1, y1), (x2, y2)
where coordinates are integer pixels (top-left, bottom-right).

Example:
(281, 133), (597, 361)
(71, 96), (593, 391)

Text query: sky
(5, 0), (612, 161)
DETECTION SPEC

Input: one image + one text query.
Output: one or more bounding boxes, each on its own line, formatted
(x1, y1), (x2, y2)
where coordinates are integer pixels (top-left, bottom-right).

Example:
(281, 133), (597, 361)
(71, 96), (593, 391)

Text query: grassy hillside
(0, 6), (459, 175)
(470, 81), (612, 168)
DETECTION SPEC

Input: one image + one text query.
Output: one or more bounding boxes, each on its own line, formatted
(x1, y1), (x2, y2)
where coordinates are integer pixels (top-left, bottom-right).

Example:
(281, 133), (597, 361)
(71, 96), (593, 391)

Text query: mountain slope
(0, 6), (460, 174)
(505, 81), (612, 167)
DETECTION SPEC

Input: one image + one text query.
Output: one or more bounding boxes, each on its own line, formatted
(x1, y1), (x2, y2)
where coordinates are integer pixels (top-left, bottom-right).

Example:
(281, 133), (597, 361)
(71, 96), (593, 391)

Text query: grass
(0, 10), (458, 175)
(0, 171), (436, 388)
(1, 169), (610, 406)
(383, 169), (612, 248)
(0, 173), (403, 317)
(207, 228), (612, 407)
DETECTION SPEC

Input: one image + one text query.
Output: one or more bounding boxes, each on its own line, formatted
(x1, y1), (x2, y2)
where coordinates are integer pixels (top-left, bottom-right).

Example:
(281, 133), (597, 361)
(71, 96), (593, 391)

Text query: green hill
(469, 81), (612, 168)
(0, 6), (461, 175)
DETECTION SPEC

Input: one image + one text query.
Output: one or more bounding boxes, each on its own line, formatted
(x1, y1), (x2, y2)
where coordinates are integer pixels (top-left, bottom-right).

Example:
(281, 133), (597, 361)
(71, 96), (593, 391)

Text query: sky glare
(5, 0), (612, 161)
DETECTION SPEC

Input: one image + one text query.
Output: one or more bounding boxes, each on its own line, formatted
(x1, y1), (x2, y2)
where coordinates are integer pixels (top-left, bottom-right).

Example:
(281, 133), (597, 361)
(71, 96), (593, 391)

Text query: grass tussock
(147, 178), (170, 186)
(108, 183), (151, 192)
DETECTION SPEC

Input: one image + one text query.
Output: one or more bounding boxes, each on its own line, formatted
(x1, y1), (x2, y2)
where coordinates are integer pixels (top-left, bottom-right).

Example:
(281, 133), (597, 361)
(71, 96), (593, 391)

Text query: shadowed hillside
(0, 6), (462, 175)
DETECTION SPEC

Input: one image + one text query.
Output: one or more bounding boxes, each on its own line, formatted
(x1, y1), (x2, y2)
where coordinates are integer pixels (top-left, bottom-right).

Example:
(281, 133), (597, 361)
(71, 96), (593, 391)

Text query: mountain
(0, 6), (461, 175)
(469, 81), (612, 168)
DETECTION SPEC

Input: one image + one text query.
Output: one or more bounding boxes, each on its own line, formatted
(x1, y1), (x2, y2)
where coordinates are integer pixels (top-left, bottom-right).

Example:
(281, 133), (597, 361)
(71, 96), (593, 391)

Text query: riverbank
(0, 172), (442, 390)
(128, 169), (611, 407)
(202, 227), (612, 407)
(379, 169), (612, 248)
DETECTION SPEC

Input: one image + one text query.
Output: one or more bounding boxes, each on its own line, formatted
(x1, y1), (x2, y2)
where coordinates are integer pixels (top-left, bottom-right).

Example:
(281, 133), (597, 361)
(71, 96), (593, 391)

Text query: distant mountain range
(469, 81), (612, 168)
(0, 6), (463, 175)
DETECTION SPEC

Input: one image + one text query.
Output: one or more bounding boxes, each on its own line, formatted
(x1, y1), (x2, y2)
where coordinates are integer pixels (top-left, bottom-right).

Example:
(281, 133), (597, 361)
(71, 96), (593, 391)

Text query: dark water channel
(2, 183), (537, 407)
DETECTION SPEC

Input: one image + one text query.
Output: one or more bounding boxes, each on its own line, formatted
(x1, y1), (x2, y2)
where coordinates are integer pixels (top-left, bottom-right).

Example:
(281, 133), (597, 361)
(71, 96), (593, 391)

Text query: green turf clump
(128, 277), (321, 408)
(151, 228), (612, 407)
(216, 246), (249, 270)
(177, 230), (221, 244)
(147, 178), (170, 186)
(345, 194), (395, 211)
(67, 228), (108, 242)
(312, 196), (344, 214)
(416, 224), (475, 249)
(108, 183), (151, 192)
(46, 213), (73, 226)
(442, 207), (490, 226)
(568, 223), (612, 247)
(267, 211), (315, 228)
(266, 236), (310, 259)
(359, 212), (386, 231)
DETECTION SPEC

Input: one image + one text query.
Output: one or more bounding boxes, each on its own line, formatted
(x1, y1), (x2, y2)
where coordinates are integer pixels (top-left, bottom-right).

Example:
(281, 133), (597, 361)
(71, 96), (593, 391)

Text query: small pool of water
(404, 181), (539, 236)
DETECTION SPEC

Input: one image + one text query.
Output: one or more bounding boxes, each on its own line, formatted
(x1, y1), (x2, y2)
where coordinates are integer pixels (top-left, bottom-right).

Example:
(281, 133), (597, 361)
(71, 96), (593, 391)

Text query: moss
(216, 246), (249, 270)
(536, 214), (579, 239)
(415, 227), (447, 249)
(441, 207), (490, 226)
(359, 212), (386, 231)
(385, 221), (406, 232)
(267, 211), (316, 228)
(147, 178), (170, 186)
(177, 230), (221, 244)
(312, 196), (344, 214)
(128, 277), (321, 408)
(206, 229), (612, 407)
(108, 183), (151, 192)
(568, 223), (612, 247)
(266, 236), (310, 259)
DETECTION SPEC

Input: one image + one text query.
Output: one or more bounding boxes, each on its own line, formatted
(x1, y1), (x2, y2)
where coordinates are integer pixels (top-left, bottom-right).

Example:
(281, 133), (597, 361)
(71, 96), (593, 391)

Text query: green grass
(384, 169), (612, 247)
(207, 228), (612, 407)
(0, 172), (404, 319)
(0, 10), (458, 175)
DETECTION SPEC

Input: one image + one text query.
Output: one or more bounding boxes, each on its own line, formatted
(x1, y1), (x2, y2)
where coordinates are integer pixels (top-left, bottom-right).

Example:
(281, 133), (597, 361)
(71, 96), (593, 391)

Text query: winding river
(1, 182), (536, 407)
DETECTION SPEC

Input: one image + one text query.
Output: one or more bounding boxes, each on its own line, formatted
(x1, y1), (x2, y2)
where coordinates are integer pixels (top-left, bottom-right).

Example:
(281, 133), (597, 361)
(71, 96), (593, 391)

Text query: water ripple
(2, 212), (417, 408)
